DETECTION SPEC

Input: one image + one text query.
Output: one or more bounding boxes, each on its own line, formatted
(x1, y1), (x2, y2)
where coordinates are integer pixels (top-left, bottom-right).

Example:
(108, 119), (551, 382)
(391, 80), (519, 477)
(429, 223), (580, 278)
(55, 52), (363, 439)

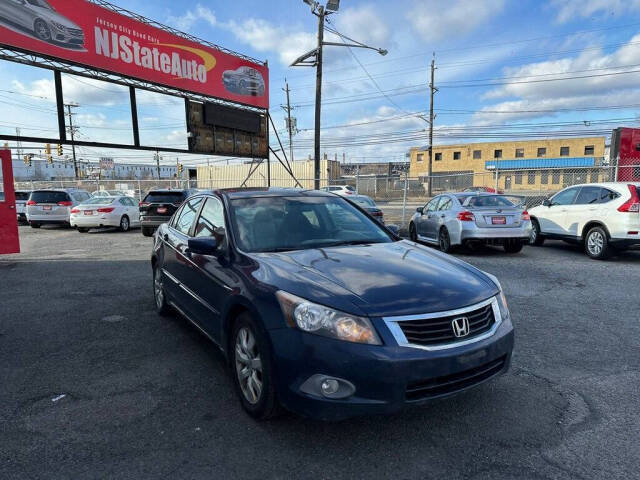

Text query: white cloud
(167, 4), (217, 31)
(407, 0), (505, 43)
(333, 6), (390, 47)
(552, 0), (640, 23)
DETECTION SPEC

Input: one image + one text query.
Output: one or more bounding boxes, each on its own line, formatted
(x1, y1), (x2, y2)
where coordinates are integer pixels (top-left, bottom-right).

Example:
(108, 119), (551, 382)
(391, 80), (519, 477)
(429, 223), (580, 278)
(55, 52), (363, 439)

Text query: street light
(292, 0), (387, 190)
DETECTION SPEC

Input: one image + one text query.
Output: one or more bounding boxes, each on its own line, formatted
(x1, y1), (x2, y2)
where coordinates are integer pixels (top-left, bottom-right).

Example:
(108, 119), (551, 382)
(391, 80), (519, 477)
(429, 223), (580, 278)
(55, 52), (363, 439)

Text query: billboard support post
(130, 87), (140, 147)
(54, 70), (66, 143)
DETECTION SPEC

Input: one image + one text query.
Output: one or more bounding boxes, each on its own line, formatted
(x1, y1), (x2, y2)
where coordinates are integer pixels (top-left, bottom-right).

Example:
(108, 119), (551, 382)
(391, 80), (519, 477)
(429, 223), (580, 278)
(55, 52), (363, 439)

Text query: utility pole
(15, 127), (23, 163)
(427, 54), (437, 197)
(65, 104), (79, 179)
(283, 81), (295, 164)
(313, 6), (325, 190)
(155, 151), (161, 180)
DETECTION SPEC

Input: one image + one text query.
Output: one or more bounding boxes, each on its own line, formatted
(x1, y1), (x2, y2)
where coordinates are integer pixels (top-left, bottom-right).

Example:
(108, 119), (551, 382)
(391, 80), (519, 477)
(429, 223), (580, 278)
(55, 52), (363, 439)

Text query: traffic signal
(23, 155), (29, 165)
(2, 142), (8, 149)
(45, 143), (51, 155)
(57, 144), (63, 156)
(47, 154), (53, 165)
(177, 163), (184, 174)
(28, 155), (32, 167)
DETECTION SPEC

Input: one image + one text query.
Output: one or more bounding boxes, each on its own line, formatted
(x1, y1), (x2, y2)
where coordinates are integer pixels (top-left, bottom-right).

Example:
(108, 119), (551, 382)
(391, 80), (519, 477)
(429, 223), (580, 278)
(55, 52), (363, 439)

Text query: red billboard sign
(0, 0), (269, 108)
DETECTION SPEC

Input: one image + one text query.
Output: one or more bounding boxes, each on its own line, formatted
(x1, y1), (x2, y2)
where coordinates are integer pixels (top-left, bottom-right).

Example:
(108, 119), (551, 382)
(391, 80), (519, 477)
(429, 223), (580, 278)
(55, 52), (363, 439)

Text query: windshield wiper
(319, 239), (385, 248)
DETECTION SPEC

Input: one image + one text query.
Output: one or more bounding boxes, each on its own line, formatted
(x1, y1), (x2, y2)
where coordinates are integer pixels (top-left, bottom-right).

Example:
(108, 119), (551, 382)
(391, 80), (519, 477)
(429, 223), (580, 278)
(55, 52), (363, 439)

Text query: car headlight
(483, 272), (511, 322)
(276, 291), (381, 345)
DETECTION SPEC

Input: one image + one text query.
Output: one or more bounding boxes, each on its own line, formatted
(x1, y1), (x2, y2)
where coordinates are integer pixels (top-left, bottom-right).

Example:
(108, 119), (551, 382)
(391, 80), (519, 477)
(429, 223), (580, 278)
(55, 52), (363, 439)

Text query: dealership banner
(0, 0), (269, 108)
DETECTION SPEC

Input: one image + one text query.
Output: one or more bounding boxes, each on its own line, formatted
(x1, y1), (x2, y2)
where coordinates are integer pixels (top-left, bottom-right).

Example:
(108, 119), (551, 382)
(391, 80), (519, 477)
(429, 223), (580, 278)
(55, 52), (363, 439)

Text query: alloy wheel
(587, 231), (604, 256)
(154, 268), (164, 309)
(440, 229), (450, 251)
(121, 216), (129, 231)
(235, 327), (263, 405)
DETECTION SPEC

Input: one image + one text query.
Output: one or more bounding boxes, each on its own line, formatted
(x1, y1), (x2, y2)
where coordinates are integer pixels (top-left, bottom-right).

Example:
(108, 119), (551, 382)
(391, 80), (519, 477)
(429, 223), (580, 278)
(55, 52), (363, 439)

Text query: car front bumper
(269, 316), (514, 421)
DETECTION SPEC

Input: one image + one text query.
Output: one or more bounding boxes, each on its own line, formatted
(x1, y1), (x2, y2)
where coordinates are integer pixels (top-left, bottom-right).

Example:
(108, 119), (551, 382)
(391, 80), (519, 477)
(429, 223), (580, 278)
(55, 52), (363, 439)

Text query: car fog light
(321, 379), (339, 396)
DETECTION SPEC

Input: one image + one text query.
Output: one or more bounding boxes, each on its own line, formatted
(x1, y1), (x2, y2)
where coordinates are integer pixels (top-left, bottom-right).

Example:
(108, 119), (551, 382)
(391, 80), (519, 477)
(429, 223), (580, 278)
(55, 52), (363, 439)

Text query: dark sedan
(151, 188), (514, 420)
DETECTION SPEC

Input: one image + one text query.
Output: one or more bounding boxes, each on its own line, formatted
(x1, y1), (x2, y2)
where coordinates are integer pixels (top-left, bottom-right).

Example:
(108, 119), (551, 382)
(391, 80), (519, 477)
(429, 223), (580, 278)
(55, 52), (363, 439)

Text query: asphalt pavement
(1, 225), (639, 479)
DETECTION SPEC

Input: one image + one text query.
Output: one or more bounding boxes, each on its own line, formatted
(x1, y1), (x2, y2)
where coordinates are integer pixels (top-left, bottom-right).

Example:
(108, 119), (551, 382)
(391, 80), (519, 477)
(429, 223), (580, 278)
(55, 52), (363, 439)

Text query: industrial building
(409, 137), (609, 191)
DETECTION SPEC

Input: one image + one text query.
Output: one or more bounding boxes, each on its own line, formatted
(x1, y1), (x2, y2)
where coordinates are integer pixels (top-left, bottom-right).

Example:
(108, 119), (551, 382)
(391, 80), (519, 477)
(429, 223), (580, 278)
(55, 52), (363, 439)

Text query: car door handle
(163, 233), (169, 241)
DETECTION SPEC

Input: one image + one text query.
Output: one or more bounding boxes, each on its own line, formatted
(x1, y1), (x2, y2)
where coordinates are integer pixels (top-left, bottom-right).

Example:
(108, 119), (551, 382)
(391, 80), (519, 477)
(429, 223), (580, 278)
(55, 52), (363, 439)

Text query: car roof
(212, 187), (333, 199)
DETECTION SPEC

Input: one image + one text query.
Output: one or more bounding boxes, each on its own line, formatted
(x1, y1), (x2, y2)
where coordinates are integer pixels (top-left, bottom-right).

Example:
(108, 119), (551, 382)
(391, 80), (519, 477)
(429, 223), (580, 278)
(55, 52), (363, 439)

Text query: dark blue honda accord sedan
(151, 188), (514, 420)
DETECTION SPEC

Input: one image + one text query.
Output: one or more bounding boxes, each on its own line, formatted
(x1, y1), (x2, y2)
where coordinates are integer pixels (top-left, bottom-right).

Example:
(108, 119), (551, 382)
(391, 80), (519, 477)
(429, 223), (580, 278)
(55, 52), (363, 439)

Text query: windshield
(143, 192), (184, 204)
(230, 196), (394, 253)
(26, 0), (54, 10)
(464, 195), (516, 208)
(83, 198), (116, 205)
(352, 196), (376, 207)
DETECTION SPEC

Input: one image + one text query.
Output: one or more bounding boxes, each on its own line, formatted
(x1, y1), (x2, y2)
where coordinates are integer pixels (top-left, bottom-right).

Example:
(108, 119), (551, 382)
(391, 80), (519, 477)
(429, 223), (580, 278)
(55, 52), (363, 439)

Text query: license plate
(84, 210), (93, 216)
(43, 205), (52, 211)
(157, 207), (167, 214)
(492, 216), (506, 225)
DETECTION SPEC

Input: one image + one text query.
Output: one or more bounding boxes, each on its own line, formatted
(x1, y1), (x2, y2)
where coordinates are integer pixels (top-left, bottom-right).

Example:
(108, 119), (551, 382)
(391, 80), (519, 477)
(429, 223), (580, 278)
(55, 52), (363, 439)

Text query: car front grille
(405, 355), (507, 401)
(67, 28), (84, 37)
(397, 303), (495, 347)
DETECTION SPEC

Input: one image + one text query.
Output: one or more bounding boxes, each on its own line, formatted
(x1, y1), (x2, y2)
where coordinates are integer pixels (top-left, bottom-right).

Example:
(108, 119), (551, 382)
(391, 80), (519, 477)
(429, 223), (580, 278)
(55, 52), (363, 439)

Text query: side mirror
(416, 207), (424, 215)
(187, 237), (218, 255)
(542, 199), (551, 207)
(387, 224), (400, 235)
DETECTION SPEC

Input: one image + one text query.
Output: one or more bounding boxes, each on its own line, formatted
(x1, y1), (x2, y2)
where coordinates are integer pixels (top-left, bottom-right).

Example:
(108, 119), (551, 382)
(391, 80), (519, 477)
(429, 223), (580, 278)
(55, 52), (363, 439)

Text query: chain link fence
(13, 164), (640, 230)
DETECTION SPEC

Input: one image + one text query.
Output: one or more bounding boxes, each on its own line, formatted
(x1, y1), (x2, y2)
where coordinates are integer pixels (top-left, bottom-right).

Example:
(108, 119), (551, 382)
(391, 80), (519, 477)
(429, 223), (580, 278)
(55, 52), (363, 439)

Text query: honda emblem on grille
(452, 317), (470, 338)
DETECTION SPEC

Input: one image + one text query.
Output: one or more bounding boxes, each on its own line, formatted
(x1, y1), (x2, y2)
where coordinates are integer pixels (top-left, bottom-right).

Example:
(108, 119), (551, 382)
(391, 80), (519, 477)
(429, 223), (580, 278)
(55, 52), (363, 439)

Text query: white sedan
(70, 196), (140, 233)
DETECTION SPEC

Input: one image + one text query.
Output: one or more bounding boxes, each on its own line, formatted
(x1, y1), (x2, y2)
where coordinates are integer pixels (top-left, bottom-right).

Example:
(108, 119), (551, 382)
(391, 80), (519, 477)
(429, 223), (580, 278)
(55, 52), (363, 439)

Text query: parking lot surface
(1, 226), (639, 480)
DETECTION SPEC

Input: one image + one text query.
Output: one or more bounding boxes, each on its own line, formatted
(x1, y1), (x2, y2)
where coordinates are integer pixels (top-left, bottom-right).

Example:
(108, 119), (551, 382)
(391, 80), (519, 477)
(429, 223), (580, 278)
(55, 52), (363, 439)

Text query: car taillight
(139, 202), (150, 207)
(58, 201), (73, 207)
(26, 200), (36, 206)
(373, 211), (383, 216)
(618, 185), (640, 213)
(70, 208), (80, 214)
(97, 207), (115, 213)
(522, 211), (530, 221)
(345, 191), (353, 195)
(457, 211), (475, 221)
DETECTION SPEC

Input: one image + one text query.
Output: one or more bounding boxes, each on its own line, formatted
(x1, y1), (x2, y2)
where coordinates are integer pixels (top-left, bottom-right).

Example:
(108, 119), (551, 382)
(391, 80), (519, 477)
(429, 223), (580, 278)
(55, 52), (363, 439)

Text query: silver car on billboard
(222, 66), (266, 97)
(0, 0), (85, 47)
(409, 192), (532, 254)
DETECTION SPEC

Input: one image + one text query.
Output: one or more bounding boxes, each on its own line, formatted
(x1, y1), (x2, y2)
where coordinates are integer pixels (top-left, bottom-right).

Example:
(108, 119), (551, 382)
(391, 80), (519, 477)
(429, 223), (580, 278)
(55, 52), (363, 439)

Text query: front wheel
(231, 313), (280, 420)
(77, 227), (89, 233)
(529, 219), (545, 246)
(142, 226), (154, 237)
(30, 222), (41, 229)
(409, 222), (418, 242)
(153, 264), (171, 316)
(585, 226), (611, 260)
(439, 227), (454, 253)
(34, 19), (51, 41)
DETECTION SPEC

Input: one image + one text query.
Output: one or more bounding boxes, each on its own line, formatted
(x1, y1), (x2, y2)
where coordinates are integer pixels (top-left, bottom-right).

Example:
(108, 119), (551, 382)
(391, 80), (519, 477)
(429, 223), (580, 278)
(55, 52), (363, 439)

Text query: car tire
(504, 240), (524, 254)
(77, 227), (89, 233)
(529, 219), (545, 246)
(30, 222), (41, 229)
(584, 226), (611, 260)
(142, 226), (154, 237)
(438, 227), (454, 253)
(230, 312), (281, 420)
(34, 19), (52, 41)
(409, 222), (418, 242)
(119, 215), (130, 232)
(153, 264), (171, 316)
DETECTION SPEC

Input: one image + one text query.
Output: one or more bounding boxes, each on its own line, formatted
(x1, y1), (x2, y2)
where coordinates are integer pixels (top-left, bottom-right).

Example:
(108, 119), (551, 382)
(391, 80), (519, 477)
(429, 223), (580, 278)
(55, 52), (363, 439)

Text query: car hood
(250, 241), (498, 317)
(33, 7), (81, 29)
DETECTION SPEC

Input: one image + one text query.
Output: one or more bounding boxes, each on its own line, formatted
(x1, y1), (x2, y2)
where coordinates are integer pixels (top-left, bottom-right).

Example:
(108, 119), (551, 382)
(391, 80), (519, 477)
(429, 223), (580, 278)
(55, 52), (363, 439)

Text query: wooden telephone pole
(427, 54), (437, 197)
(283, 81), (295, 164)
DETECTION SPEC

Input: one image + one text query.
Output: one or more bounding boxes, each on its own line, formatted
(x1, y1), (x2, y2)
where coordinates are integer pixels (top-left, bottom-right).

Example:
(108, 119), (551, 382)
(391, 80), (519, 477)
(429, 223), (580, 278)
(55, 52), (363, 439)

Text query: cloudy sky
(3, 0), (640, 168)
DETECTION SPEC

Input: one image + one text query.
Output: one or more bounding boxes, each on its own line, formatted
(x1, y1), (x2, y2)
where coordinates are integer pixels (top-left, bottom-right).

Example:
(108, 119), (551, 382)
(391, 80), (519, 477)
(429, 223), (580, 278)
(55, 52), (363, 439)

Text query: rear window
(30, 191), (70, 203)
(15, 192), (31, 201)
(464, 195), (515, 208)
(143, 192), (185, 204)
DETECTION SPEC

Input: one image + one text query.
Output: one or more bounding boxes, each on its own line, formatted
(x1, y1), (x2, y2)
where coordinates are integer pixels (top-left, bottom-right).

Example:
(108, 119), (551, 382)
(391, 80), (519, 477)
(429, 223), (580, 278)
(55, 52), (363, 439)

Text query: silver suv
(0, 0), (85, 47)
(26, 188), (90, 228)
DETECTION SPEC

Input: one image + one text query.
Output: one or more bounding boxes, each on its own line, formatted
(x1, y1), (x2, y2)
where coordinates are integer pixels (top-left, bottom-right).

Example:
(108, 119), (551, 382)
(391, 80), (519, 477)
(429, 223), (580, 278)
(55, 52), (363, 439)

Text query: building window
(416, 154), (424, 162)
(528, 171), (536, 184)
(515, 148), (524, 158)
(515, 171), (523, 184)
(435, 153), (442, 161)
(537, 147), (546, 157)
(585, 145), (595, 155)
(494, 149), (502, 159)
(552, 170), (561, 184)
(541, 171), (549, 184)
(560, 146), (570, 156)
(453, 151), (461, 160)
(473, 150), (482, 159)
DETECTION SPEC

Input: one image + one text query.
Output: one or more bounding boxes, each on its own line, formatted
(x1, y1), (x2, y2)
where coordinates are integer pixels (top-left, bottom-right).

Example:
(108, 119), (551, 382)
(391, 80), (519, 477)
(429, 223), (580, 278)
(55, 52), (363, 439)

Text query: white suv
(320, 185), (356, 196)
(529, 182), (640, 259)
